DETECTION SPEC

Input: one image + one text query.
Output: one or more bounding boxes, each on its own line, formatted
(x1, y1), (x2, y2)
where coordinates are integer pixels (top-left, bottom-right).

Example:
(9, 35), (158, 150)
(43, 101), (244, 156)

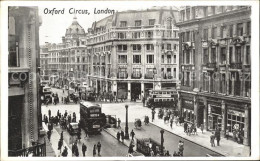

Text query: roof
(80, 101), (100, 108)
(65, 16), (85, 36)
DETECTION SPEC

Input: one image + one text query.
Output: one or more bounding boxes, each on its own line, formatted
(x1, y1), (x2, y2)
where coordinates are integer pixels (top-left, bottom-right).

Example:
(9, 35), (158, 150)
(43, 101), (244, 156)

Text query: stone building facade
(8, 6), (41, 150)
(176, 6), (251, 145)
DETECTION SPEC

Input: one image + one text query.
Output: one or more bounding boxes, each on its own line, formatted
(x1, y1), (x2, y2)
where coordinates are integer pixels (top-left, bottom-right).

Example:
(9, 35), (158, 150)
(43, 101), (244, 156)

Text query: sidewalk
(150, 112), (250, 157)
(42, 123), (72, 157)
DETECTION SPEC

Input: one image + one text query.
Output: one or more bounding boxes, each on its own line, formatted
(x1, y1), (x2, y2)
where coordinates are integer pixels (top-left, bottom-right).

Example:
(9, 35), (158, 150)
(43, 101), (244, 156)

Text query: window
(146, 44), (154, 51)
(135, 20), (141, 27)
(146, 31), (153, 38)
(117, 45), (127, 51)
(221, 26), (226, 38)
(203, 29), (208, 40)
(186, 8), (190, 20)
(118, 55), (127, 64)
(167, 68), (172, 78)
(146, 55), (154, 64)
(161, 44), (164, 50)
(203, 7), (208, 17)
(212, 6), (216, 14)
(173, 55), (176, 63)
(220, 73), (226, 94)
(82, 57), (85, 63)
(192, 7), (196, 19)
(186, 31), (190, 41)
(167, 55), (171, 64)
(149, 19), (155, 26)
(174, 44), (177, 50)
(132, 44), (141, 51)
(191, 31), (195, 41)
(211, 48), (216, 63)
(181, 11), (185, 21)
(8, 36), (19, 67)
(77, 57), (80, 63)
(118, 32), (126, 39)
(247, 22), (251, 35)
(186, 50), (190, 64)
(161, 55), (164, 63)
(133, 55), (141, 64)
(220, 48), (226, 64)
(118, 68), (127, 78)
(229, 25), (233, 37)
(203, 48), (209, 64)
(229, 47), (233, 63)
(108, 54), (111, 63)
(181, 32), (185, 42)
(120, 21), (127, 27)
(132, 32), (141, 39)
(245, 46), (250, 64)
(167, 44), (171, 50)
(237, 23), (243, 36)
(133, 68), (141, 74)
(235, 46), (242, 63)
(212, 27), (217, 39)
(173, 68), (176, 78)
(186, 72), (190, 86)
(81, 41), (85, 45)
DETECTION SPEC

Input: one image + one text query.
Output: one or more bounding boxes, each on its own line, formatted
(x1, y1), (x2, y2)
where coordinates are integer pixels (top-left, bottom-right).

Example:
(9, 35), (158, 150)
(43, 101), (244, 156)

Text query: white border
(1, 1), (259, 161)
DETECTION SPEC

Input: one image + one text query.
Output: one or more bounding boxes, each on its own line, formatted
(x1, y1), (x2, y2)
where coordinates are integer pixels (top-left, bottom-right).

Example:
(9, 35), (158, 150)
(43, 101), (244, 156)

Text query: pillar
(178, 92), (182, 116)
(203, 98), (208, 130)
(141, 44), (145, 78)
(127, 82), (131, 100)
(221, 100), (226, 136)
(194, 96), (198, 127)
(105, 81), (108, 92)
(141, 82), (144, 99)
(243, 104), (250, 146)
(231, 74), (235, 95)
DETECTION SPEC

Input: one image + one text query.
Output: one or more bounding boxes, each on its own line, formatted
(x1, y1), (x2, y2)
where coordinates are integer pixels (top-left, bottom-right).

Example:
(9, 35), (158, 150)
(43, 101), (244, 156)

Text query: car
(67, 122), (79, 135)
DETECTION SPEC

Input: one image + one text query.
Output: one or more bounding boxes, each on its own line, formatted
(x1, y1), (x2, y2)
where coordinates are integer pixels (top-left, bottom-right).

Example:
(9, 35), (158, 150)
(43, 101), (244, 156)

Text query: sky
(39, 3), (170, 45)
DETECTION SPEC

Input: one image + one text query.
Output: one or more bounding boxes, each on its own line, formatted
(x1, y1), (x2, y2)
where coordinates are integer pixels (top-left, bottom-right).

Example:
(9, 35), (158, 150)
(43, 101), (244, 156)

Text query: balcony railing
(144, 73), (154, 79)
(117, 73), (128, 79)
(131, 73), (142, 79)
(230, 63), (242, 69)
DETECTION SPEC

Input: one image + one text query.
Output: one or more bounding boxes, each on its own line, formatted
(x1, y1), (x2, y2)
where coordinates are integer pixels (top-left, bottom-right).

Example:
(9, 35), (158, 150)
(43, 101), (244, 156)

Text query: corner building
(86, 7), (180, 100)
(176, 6), (251, 146)
(8, 7), (41, 152)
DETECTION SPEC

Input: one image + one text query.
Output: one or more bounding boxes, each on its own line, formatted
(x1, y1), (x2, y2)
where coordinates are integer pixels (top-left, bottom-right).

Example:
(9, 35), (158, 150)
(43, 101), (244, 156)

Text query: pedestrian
(97, 141), (101, 156)
(178, 140), (184, 156)
(184, 122), (188, 133)
(82, 143), (87, 157)
(152, 109), (156, 122)
(77, 130), (81, 142)
(201, 124), (204, 134)
(62, 146), (68, 157)
(47, 130), (51, 141)
(74, 146), (79, 157)
(121, 130), (125, 142)
(175, 116), (179, 126)
(58, 139), (63, 153)
(72, 143), (76, 155)
(60, 131), (64, 140)
(130, 129), (135, 140)
(118, 118), (121, 129)
(116, 131), (121, 141)
(210, 132), (215, 147)
(170, 118), (173, 129)
(64, 110), (68, 118)
(48, 109), (51, 118)
(215, 127), (221, 146)
(93, 144), (97, 157)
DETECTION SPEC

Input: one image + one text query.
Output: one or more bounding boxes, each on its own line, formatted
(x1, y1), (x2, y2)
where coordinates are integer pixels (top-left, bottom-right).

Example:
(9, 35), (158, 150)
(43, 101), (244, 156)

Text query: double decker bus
(146, 89), (178, 109)
(80, 101), (106, 134)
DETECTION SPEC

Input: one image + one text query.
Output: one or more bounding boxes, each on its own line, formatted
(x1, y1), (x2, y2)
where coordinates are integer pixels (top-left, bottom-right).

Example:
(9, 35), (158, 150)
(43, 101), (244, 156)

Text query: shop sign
(227, 109), (245, 117)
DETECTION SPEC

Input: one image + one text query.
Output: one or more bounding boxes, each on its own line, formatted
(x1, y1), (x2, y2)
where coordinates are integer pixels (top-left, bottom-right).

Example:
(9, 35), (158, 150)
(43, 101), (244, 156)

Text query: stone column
(141, 81), (144, 99)
(127, 82), (131, 100)
(243, 104), (250, 146)
(233, 24), (237, 37)
(231, 73), (235, 95)
(194, 96), (198, 127)
(141, 44), (145, 78)
(203, 98), (208, 130)
(178, 93), (182, 116)
(221, 100), (226, 136)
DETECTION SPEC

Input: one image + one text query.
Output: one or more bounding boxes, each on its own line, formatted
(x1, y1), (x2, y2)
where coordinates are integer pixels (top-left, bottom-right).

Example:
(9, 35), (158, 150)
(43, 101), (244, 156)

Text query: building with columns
(43, 7), (180, 101)
(8, 7), (42, 152)
(86, 7), (180, 100)
(176, 6), (251, 145)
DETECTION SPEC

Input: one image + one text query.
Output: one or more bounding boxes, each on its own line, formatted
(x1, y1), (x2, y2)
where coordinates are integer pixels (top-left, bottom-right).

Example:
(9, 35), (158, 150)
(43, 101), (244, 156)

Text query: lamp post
(124, 105), (129, 139)
(160, 129), (164, 156)
(68, 68), (73, 97)
(153, 67), (157, 90)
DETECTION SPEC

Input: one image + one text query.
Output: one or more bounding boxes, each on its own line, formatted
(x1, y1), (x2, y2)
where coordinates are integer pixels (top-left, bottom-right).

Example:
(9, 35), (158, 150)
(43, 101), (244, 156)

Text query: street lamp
(160, 129), (164, 156)
(124, 105), (129, 139)
(153, 67), (157, 90)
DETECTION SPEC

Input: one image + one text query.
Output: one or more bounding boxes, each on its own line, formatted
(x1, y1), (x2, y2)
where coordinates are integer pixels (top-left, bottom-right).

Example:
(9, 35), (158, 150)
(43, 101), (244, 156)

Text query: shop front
(226, 108), (245, 137)
(182, 99), (194, 123)
(208, 103), (222, 131)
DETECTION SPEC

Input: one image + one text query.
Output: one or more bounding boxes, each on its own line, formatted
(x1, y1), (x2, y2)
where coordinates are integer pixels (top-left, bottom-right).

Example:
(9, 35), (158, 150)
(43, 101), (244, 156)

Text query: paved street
(41, 87), (250, 157)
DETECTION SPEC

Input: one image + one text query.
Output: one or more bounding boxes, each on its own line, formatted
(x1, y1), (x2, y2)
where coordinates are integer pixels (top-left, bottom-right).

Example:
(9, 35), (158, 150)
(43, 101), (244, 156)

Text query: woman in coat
(93, 144), (97, 157)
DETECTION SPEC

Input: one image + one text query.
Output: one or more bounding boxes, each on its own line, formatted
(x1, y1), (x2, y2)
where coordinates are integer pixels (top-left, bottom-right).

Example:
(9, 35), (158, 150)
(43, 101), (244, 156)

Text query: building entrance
(117, 82), (127, 99)
(131, 83), (141, 101)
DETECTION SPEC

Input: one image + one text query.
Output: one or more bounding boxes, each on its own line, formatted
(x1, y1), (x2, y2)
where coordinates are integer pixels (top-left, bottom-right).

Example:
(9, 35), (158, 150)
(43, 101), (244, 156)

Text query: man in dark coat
(121, 130), (125, 142)
(82, 143), (87, 157)
(130, 130), (135, 140)
(184, 122), (188, 133)
(62, 146), (68, 157)
(58, 139), (63, 153)
(97, 141), (101, 156)
(47, 130), (51, 141)
(116, 131), (120, 141)
(48, 109), (51, 119)
(152, 109), (156, 122)
(215, 127), (221, 146)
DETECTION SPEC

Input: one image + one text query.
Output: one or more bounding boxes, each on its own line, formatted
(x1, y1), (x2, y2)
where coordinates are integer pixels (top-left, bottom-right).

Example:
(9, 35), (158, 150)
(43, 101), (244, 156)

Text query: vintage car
(67, 122), (79, 135)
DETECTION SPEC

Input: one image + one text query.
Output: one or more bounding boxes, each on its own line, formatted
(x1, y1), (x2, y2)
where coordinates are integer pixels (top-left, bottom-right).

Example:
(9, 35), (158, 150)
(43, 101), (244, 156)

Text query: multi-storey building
(86, 7), (180, 100)
(176, 6), (251, 145)
(43, 7), (180, 101)
(8, 6), (42, 151)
